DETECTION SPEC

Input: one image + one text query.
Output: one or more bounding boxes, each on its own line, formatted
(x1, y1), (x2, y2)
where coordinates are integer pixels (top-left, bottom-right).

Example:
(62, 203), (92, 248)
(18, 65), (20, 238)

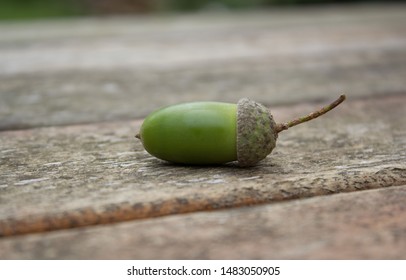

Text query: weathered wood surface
(0, 4), (406, 259)
(1, 185), (405, 259)
(0, 94), (405, 238)
(1, 4), (406, 130)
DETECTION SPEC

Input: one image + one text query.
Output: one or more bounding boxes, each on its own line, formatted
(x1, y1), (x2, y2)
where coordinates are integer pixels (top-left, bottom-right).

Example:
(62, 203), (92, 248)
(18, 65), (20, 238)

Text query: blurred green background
(0, 0), (404, 20)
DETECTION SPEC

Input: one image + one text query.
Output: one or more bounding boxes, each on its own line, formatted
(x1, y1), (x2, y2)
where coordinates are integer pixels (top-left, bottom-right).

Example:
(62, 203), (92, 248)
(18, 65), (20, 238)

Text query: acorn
(136, 95), (346, 166)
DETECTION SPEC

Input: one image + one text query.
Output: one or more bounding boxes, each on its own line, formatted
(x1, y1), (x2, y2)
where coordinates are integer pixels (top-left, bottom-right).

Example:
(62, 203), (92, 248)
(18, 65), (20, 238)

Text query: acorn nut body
(137, 99), (276, 166)
(136, 95), (346, 166)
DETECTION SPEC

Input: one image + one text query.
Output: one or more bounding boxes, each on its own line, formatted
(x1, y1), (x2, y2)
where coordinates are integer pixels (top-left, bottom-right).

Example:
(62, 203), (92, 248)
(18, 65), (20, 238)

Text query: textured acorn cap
(237, 98), (278, 166)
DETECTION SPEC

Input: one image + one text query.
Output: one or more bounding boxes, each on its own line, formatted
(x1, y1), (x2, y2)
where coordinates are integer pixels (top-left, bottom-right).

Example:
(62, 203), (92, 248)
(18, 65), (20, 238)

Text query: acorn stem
(276, 94), (346, 133)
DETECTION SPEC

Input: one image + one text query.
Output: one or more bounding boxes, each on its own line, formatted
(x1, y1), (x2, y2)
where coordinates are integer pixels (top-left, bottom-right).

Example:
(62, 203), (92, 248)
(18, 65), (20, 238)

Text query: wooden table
(0, 3), (405, 259)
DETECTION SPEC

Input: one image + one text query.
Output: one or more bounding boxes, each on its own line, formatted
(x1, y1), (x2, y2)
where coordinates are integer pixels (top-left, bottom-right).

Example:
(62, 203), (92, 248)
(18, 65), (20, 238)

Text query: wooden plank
(1, 4), (406, 129)
(0, 4), (405, 260)
(0, 185), (404, 259)
(0, 94), (405, 237)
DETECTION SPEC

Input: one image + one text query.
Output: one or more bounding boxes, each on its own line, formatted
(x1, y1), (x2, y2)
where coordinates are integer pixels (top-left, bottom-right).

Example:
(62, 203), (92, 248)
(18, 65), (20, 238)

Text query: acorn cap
(236, 98), (278, 167)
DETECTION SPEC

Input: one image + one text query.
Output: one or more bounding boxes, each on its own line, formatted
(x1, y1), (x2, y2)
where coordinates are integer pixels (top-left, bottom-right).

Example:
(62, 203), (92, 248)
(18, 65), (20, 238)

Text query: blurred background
(0, 0), (405, 130)
(0, 0), (404, 20)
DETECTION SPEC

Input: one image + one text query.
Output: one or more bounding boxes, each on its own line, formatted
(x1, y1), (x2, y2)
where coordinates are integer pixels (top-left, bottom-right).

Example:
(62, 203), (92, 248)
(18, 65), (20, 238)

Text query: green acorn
(136, 95), (346, 166)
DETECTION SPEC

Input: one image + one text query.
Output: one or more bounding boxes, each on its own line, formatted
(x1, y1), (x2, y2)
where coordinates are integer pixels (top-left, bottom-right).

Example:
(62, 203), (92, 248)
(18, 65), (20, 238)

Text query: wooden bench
(0, 3), (405, 259)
